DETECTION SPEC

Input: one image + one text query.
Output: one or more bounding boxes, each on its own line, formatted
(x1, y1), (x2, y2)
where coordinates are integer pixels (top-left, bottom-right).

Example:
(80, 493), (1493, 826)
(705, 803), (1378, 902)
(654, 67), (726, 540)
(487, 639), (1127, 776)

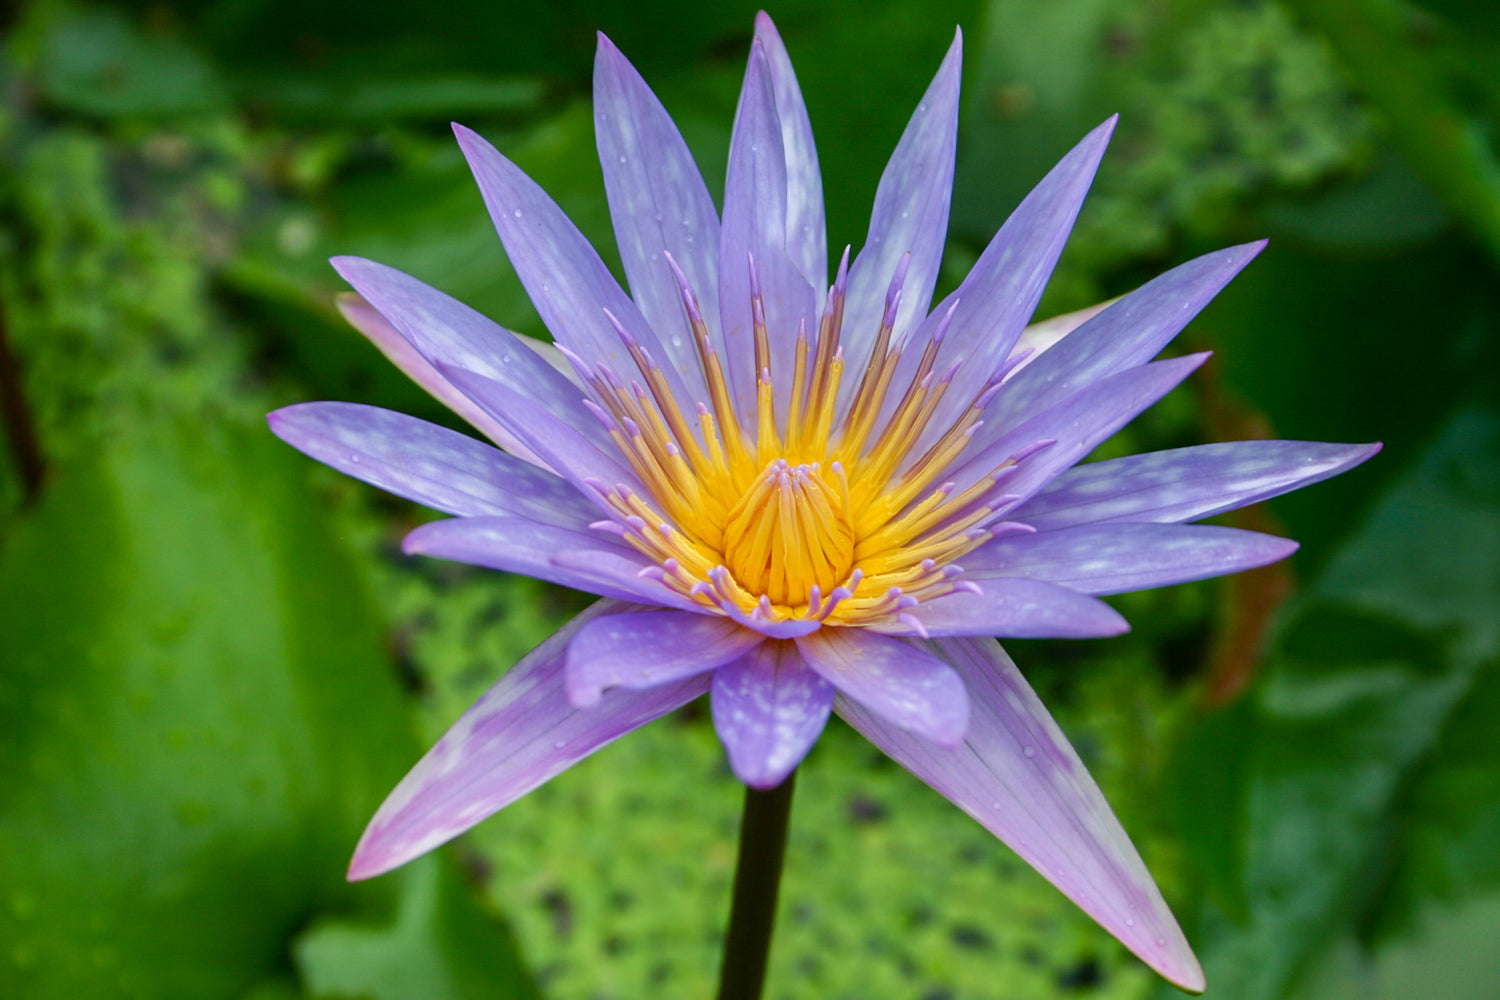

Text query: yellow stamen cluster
(581, 252), (1022, 632)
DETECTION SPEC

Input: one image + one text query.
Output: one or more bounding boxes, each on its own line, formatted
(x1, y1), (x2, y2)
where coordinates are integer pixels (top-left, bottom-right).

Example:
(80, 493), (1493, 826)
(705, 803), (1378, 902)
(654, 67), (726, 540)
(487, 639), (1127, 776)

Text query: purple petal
(349, 601), (710, 880)
(719, 40), (819, 428)
(836, 636), (1205, 992)
(436, 363), (643, 497)
(548, 549), (705, 614)
(711, 598), (826, 640)
(964, 523), (1299, 595)
(949, 353), (1210, 504)
(711, 640), (835, 789)
(841, 30), (962, 401)
(1012, 440), (1384, 529)
(403, 516), (669, 605)
(267, 402), (594, 525)
(334, 292), (547, 463)
(896, 118), (1116, 448)
(753, 13), (826, 296)
(452, 124), (699, 412)
(905, 578), (1129, 638)
(794, 628), (968, 745)
(978, 242), (1264, 445)
(593, 33), (720, 399)
(566, 609), (762, 706)
(1005, 299), (1114, 374)
(331, 258), (605, 453)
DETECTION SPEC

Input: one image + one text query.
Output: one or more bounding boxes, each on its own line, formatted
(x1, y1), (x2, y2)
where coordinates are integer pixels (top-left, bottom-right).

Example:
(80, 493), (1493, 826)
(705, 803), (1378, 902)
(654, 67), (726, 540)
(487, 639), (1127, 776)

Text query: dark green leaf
(0, 407), (533, 999)
(295, 855), (539, 1000)
(34, 8), (230, 118)
(1167, 405), (1500, 1000)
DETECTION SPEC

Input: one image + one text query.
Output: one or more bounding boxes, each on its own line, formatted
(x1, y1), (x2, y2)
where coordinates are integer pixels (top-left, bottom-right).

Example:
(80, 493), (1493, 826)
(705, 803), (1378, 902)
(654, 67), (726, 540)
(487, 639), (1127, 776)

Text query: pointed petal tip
(328, 255), (391, 293)
(327, 253), (363, 279)
(1078, 114), (1119, 155)
(400, 522), (435, 557)
(451, 122), (490, 159)
(944, 25), (963, 60)
(1166, 955), (1207, 994)
(346, 839), (402, 882)
(1088, 598), (1132, 637)
(1179, 349), (1212, 371)
(593, 31), (628, 69)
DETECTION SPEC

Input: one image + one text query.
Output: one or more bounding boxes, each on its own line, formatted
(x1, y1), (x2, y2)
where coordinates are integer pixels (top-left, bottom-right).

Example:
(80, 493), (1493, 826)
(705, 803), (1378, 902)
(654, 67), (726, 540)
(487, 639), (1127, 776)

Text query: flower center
(723, 460), (855, 606)
(576, 251), (1038, 633)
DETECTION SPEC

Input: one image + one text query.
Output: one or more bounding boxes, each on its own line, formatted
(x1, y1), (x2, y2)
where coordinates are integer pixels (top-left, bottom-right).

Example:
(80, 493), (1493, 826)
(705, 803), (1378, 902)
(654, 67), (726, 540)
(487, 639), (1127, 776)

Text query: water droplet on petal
(1022, 745), (1036, 759)
(618, 154), (627, 164)
(512, 208), (523, 219)
(1155, 937), (1167, 947)
(553, 739), (568, 750)
(1126, 918), (1136, 928)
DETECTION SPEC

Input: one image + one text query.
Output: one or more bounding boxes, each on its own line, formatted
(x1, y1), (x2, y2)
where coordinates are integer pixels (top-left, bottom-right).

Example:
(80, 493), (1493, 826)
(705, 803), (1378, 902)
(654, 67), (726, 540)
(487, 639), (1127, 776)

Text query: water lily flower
(269, 14), (1377, 992)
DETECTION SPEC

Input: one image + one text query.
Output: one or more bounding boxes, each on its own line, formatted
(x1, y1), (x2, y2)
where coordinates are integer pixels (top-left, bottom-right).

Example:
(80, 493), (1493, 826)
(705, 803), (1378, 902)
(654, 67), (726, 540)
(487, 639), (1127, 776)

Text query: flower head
(270, 14), (1377, 991)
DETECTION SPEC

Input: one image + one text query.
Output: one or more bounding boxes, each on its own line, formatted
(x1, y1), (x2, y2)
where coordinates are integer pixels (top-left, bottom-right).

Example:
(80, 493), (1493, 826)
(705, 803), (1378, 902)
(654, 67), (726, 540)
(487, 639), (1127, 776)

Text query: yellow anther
(722, 461), (856, 607)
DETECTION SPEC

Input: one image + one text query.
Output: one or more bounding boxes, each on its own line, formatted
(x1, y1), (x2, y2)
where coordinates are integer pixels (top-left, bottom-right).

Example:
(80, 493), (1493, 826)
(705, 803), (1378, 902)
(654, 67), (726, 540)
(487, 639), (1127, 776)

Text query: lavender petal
(753, 12), (826, 298)
(898, 118), (1116, 448)
(964, 523), (1299, 595)
(841, 29), (962, 404)
(947, 353), (1210, 504)
(334, 292), (546, 464)
(403, 516), (667, 605)
(436, 363), (644, 498)
(452, 124), (699, 412)
(1005, 299), (1114, 375)
(1012, 440), (1384, 529)
(795, 628), (968, 746)
(711, 640), (835, 789)
(349, 601), (711, 880)
(566, 609), (762, 705)
(906, 577), (1129, 638)
(268, 402), (593, 525)
(594, 33), (720, 398)
(836, 636), (1205, 993)
(331, 258), (605, 452)
(978, 242), (1265, 445)
(719, 39), (819, 428)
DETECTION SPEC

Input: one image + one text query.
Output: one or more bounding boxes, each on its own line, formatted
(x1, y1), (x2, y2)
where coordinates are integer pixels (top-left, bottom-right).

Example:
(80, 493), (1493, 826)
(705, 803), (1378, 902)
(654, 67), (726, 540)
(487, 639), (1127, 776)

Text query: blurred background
(1, 0), (1496, 997)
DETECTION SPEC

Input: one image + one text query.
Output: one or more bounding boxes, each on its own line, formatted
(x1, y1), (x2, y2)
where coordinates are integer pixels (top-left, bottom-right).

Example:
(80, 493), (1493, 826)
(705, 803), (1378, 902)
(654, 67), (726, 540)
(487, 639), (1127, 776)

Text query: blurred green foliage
(1, 0), (1497, 998)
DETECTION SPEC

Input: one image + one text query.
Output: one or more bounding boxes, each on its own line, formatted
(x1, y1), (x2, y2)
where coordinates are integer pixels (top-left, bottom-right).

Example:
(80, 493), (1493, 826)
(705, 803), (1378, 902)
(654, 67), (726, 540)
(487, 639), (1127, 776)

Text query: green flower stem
(716, 769), (797, 1000)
